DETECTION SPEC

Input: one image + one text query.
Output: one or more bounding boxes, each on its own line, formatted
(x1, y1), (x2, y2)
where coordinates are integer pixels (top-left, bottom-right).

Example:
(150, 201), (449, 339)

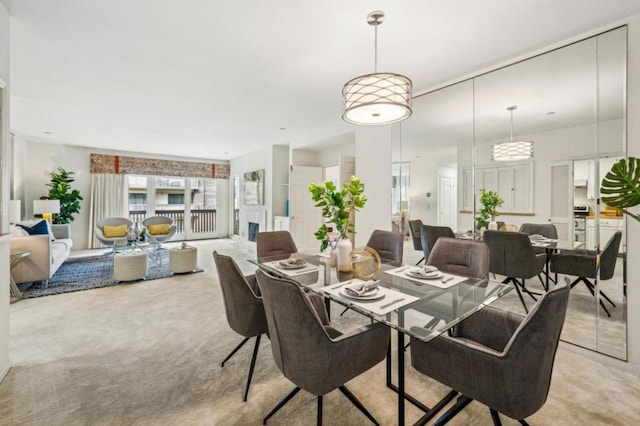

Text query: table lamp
(33, 199), (60, 223)
(9, 200), (21, 224)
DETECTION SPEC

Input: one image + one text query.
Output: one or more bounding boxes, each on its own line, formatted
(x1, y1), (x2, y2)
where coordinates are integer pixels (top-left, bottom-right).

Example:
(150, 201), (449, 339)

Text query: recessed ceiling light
(44, 131), (52, 134)
(224, 152), (229, 155)
(280, 127), (286, 131)
(546, 111), (555, 115)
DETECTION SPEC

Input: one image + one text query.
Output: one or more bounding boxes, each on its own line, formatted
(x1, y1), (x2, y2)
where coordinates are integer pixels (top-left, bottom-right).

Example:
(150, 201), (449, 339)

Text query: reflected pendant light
(342, 11), (412, 125)
(492, 105), (534, 161)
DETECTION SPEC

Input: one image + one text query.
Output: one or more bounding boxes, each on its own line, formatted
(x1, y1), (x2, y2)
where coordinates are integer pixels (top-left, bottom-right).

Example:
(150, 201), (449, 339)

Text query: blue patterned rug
(21, 249), (203, 298)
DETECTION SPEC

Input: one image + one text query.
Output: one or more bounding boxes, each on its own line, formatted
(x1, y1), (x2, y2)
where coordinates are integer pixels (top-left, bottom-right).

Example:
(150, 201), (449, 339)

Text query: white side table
(169, 246), (198, 273)
(114, 251), (148, 282)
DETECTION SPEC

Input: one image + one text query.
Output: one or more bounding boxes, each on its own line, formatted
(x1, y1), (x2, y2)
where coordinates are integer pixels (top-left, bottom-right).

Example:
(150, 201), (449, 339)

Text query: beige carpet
(1, 239), (639, 425)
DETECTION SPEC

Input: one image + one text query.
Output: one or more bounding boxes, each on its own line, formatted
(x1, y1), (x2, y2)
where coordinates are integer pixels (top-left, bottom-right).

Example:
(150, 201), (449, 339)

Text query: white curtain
(88, 173), (129, 248)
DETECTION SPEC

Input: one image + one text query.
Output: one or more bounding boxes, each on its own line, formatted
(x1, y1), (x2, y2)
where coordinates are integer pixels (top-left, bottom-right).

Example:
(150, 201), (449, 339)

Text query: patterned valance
(90, 154), (230, 179)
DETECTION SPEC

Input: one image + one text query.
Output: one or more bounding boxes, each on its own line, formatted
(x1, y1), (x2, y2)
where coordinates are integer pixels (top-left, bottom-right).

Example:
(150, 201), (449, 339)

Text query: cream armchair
(142, 216), (177, 245)
(95, 217), (133, 250)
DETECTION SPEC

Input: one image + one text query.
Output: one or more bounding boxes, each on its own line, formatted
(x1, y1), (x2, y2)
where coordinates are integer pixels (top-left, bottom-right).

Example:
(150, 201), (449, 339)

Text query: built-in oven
(573, 206), (588, 243)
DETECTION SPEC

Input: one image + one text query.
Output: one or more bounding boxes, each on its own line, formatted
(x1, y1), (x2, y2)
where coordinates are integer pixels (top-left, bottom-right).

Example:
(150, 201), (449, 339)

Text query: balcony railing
(129, 209), (217, 234)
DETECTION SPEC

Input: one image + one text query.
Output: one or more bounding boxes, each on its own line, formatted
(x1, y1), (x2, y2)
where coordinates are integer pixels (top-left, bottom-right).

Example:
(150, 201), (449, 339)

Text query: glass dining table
(251, 252), (513, 425)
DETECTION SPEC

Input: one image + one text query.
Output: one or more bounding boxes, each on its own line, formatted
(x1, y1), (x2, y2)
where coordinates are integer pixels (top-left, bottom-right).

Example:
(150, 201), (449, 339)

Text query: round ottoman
(169, 246), (198, 273)
(114, 251), (148, 282)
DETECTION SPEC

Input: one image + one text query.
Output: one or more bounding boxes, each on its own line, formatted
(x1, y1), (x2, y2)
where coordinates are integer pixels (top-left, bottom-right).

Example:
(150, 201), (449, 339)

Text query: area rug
(21, 249), (203, 298)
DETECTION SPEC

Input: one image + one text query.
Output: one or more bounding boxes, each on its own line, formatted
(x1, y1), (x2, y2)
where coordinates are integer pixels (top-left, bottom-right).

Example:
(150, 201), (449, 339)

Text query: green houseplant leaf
(309, 176), (367, 250)
(601, 157), (640, 222)
(40, 166), (84, 224)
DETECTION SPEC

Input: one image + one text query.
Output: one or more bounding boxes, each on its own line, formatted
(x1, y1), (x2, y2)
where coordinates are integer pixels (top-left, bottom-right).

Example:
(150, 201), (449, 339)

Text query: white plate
(278, 261), (307, 269)
(340, 287), (385, 301)
(405, 270), (443, 280)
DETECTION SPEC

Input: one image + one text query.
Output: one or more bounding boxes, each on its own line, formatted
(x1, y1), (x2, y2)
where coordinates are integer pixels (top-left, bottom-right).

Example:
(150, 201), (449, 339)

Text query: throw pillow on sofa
(148, 223), (170, 235)
(17, 220), (49, 235)
(103, 224), (129, 238)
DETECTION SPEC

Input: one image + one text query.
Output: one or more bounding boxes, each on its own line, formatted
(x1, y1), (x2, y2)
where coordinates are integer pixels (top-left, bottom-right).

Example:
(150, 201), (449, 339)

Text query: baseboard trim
(0, 363), (11, 386)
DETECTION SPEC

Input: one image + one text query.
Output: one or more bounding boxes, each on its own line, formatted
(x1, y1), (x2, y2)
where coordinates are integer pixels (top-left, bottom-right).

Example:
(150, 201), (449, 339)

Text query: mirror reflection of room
(401, 26), (627, 361)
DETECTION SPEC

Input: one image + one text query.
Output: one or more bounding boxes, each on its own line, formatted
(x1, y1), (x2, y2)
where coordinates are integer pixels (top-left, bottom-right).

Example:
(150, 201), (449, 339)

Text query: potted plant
(476, 187), (504, 230)
(601, 157), (640, 222)
(39, 167), (83, 224)
(309, 176), (367, 271)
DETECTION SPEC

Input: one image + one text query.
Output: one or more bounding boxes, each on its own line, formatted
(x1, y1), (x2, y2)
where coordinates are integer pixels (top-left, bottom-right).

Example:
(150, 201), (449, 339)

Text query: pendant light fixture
(492, 105), (534, 161)
(342, 11), (412, 125)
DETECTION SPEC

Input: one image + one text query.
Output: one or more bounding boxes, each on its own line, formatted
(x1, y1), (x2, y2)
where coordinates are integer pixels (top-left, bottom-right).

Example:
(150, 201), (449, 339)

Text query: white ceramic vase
(329, 246), (338, 267)
(488, 216), (498, 231)
(337, 238), (353, 272)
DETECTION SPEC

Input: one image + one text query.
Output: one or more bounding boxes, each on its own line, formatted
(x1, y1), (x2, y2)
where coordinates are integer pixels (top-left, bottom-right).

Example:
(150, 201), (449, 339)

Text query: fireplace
(248, 222), (259, 242)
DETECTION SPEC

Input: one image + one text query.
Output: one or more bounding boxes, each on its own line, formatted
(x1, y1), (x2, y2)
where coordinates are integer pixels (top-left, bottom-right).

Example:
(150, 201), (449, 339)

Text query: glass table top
(250, 253), (513, 343)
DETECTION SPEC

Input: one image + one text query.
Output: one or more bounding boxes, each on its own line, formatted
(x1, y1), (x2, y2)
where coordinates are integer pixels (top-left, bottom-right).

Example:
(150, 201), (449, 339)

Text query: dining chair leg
(221, 337), (250, 367)
(338, 385), (379, 425)
(415, 256), (425, 265)
(433, 395), (473, 426)
(579, 278), (612, 317)
(503, 278), (529, 314)
(339, 306), (350, 316)
(243, 335), (261, 402)
(263, 386), (301, 425)
(518, 420), (530, 426)
(317, 395), (323, 426)
(490, 408), (502, 425)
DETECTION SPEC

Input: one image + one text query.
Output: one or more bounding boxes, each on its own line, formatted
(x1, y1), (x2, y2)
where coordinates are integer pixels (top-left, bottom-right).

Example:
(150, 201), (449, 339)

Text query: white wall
(0, 0), (10, 384)
(409, 147), (457, 227)
(230, 146), (273, 239)
(355, 126), (393, 246)
(12, 137), (229, 249)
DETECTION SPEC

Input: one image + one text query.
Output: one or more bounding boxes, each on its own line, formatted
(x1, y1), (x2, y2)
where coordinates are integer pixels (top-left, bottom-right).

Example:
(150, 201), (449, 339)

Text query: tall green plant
(601, 157), (640, 222)
(41, 167), (83, 224)
(309, 176), (367, 251)
(476, 187), (504, 229)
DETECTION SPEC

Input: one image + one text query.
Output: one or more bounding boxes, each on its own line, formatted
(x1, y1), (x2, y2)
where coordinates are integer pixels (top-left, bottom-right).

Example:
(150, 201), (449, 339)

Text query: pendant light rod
(367, 11), (384, 73)
(507, 105), (517, 141)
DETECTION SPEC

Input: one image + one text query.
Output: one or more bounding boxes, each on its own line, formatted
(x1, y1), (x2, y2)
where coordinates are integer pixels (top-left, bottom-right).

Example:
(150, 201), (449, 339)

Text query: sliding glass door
(128, 175), (219, 240)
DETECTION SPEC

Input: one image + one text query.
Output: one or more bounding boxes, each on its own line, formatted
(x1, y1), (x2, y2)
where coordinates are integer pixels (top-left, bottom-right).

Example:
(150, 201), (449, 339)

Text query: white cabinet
(274, 216), (290, 232)
(462, 162), (533, 213)
(585, 218), (624, 253)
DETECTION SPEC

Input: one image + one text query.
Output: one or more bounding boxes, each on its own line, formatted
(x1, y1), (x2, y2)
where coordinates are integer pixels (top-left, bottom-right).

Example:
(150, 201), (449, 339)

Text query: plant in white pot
(309, 176), (367, 271)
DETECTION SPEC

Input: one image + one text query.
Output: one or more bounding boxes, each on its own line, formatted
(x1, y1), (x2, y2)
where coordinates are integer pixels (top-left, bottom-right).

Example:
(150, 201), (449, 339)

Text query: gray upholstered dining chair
(256, 230), (298, 259)
(414, 238), (490, 334)
(213, 251), (268, 402)
(550, 231), (621, 317)
(408, 219), (425, 265)
(483, 230), (546, 313)
(410, 280), (570, 426)
(519, 223), (558, 287)
(420, 225), (455, 263)
(366, 229), (404, 266)
(255, 268), (389, 425)
(427, 238), (489, 280)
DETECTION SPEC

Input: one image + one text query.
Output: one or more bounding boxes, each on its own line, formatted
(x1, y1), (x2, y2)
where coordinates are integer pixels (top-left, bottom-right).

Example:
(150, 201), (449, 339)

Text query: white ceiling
(6, 1), (640, 160)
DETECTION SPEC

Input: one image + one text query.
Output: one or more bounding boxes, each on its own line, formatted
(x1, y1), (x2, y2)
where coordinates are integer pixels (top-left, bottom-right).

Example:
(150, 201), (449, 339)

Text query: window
(129, 193), (146, 210)
(168, 194), (185, 205)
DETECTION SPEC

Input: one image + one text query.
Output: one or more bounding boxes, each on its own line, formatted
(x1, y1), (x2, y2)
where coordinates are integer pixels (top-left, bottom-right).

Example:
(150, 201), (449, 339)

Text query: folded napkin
(528, 234), (546, 241)
(344, 280), (380, 297)
(409, 267), (438, 277)
(279, 257), (306, 267)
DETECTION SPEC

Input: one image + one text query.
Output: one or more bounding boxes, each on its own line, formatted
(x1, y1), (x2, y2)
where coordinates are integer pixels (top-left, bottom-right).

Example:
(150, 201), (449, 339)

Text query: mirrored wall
(397, 26), (627, 359)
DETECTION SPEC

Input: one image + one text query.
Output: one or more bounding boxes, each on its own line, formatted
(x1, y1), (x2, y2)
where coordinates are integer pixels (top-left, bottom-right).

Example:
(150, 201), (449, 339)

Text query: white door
(339, 155), (356, 187)
(438, 174), (455, 228)
(289, 166), (323, 251)
(549, 161), (573, 240)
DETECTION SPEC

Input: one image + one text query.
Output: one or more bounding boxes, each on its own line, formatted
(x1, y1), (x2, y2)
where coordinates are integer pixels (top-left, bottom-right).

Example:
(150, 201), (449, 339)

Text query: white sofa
(10, 224), (73, 286)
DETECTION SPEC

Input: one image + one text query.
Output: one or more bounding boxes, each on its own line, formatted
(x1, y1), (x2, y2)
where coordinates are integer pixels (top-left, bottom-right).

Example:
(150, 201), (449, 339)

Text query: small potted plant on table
(309, 176), (367, 271)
